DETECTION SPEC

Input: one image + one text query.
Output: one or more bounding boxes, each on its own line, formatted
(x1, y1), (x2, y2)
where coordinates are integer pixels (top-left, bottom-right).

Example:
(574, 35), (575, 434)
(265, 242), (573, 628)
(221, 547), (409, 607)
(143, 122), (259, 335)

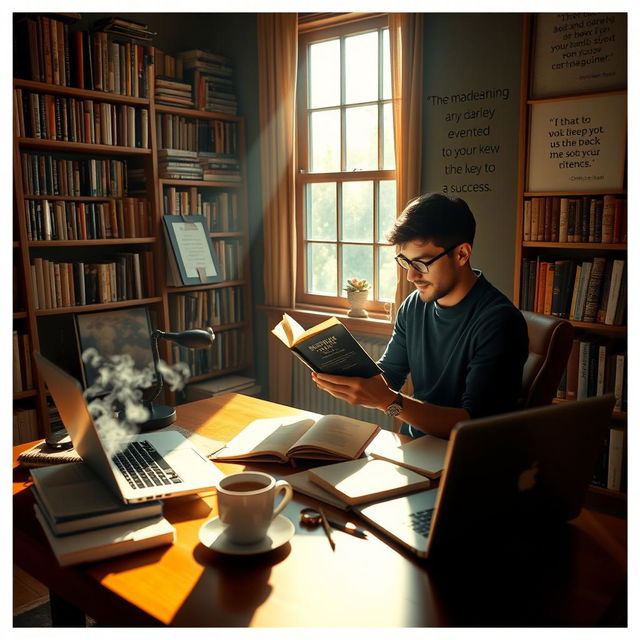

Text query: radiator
(291, 333), (395, 431)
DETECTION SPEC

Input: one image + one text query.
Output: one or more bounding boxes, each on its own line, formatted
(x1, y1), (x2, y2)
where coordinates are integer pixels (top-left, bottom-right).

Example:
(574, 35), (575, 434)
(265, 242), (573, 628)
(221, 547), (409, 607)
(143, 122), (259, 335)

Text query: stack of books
(157, 149), (203, 180)
(93, 16), (157, 41)
(199, 152), (241, 182)
(154, 76), (195, 109)
(185, 375), (261, 402)
(31, 463), (175, 566)
(178, 49), (238, 114)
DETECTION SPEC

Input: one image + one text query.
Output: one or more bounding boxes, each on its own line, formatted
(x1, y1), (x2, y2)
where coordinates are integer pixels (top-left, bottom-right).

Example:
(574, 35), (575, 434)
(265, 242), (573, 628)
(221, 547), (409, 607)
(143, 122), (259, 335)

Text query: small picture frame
(162, 215), (223, 286)
(75, 306), (156, 389)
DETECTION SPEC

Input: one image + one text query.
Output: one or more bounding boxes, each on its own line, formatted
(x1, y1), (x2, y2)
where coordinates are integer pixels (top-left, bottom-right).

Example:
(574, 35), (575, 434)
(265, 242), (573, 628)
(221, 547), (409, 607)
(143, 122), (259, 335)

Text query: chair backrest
(519, 311), (574, 409)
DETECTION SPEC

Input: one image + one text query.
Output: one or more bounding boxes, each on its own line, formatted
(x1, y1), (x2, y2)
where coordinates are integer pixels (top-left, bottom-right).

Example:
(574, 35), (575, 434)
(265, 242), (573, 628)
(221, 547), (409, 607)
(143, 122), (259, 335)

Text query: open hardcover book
(272, 314), (382, 378)
(212, 414), (380, 463)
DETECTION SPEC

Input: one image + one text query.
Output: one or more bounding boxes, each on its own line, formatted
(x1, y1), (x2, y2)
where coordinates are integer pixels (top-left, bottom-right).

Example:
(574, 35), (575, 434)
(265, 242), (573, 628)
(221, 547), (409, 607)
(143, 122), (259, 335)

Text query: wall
(422, 13), (524, 298)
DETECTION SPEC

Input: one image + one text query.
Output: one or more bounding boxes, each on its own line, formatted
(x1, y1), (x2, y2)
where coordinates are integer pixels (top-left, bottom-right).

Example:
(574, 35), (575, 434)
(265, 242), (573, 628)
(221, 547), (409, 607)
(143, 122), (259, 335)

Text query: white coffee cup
(216, 471), (293, 544)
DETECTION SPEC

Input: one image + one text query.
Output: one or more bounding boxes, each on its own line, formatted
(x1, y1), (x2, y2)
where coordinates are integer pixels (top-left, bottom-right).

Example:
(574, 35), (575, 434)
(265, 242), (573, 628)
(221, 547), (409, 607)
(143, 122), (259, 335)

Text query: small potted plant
(344, 278), (371, 318)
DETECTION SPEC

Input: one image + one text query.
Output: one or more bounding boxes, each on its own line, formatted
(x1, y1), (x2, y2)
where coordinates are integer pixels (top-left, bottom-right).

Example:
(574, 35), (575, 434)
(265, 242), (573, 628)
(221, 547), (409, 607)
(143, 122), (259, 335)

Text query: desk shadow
(425, 521), (616, 627)
(169, 541), (291, 626)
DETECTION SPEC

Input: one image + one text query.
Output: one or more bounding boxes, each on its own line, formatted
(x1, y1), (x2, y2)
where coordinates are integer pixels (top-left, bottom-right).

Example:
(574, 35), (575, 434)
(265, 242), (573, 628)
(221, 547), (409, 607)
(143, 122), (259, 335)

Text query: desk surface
(13, 393), (627, 627)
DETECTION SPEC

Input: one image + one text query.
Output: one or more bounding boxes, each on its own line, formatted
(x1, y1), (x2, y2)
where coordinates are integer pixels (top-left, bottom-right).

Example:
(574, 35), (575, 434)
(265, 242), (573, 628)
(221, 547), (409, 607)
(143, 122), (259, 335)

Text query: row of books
(522, 195), (626, 244)
(29, 252), (154, 310)
(14, 90), (150, 149)
(557, 340), (626, 411)
(21, 152), (128, 197)
(520, 257), (626, 325)
(212, 238), (244, 281)
(169, 286), (245, 330)
(153, 48), (238, 114)
(163, 188), (240, 232)
(592, 427), (626, 492)
(173, 327), (246, 376)
(155, 115), (238, 155)
(154, 50), (182, 79)
(13, 331), (34, 393)
(24, 197), (152, 241)
(14, 16), (155, 98)
(13, 407), (39, 445)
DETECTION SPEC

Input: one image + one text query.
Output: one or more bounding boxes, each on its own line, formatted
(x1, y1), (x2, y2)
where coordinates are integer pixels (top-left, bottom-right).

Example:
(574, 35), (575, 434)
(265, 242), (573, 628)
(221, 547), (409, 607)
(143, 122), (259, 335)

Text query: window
(297, 16), (396, 314)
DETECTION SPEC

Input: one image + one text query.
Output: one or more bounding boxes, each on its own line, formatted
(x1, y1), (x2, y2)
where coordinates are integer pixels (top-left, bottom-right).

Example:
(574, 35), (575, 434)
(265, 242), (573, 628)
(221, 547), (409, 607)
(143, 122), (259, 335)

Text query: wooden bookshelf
(12, 14), (255, 440)
(515, 14), (627, 512)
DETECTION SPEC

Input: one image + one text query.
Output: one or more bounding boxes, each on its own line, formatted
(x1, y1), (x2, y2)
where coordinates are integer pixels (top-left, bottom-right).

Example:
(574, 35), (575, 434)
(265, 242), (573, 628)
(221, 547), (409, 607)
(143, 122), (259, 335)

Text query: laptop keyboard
(406, 508), (435, 537)
(112, 440), (183, 490)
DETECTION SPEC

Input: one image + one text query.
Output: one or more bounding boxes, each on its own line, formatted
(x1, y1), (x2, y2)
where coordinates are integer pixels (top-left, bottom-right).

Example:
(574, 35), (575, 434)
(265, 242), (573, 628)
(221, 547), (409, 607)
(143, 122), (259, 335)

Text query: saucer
(199, 515), (295, 555)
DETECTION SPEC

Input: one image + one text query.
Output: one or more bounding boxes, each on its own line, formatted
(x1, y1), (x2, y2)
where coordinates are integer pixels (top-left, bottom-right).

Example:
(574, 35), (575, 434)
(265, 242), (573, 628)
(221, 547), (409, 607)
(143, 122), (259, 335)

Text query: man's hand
(311, 372), (396, 411)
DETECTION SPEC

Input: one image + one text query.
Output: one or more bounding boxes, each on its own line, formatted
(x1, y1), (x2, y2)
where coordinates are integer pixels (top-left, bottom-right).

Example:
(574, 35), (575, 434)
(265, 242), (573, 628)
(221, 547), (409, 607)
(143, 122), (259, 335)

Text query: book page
(214, 416), (315, 461)
(294, 316), (341, 345)
(289, 414), (379, 459)
(271, 313), (300, 347)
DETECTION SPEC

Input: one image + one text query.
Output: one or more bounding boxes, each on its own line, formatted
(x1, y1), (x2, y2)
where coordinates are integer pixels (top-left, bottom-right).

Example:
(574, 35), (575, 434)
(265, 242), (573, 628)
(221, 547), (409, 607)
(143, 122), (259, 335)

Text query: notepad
(307, 457), (431, 506)
(369, 434), (449, 479)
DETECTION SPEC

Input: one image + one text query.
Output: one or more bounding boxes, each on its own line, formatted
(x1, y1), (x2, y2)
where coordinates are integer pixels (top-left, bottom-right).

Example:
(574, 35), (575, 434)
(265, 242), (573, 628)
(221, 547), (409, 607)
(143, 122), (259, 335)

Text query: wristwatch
(384, 392), (403, 417)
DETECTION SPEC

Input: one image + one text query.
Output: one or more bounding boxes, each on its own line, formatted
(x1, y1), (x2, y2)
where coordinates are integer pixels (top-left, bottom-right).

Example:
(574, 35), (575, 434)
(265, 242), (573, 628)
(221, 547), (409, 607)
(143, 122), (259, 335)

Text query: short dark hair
(386, 193), (476, 248)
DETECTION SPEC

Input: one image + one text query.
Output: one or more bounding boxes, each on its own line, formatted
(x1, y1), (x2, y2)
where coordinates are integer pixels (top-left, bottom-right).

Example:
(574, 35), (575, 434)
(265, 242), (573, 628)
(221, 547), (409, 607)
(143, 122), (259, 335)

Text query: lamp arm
(148, 329), (164, 406)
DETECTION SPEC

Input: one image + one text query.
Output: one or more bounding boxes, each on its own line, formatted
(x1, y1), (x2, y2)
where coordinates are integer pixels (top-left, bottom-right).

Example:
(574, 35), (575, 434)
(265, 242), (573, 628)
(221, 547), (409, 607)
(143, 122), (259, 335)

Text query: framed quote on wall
(527, 92), (626, 192)
(531, 13), (627, 98)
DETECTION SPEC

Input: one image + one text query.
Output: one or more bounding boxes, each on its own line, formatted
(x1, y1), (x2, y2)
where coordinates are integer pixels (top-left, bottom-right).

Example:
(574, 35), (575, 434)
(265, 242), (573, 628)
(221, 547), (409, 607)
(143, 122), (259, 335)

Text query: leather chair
(519, 311), (574, 409)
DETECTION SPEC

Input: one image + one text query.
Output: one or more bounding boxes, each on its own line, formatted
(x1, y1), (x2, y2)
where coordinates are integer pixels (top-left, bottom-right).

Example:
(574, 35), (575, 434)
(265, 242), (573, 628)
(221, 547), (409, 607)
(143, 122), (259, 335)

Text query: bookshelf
(12, 13), (254, 442)
(514, 14), (627, 514)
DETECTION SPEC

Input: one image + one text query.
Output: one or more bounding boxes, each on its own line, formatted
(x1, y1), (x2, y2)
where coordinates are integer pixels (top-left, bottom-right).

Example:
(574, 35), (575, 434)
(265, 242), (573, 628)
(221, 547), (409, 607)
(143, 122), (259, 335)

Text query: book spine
(576, 340), (591, 400)
(601, 195), (616, 244)
(606, 428), (624, 491)
(582, 257), (606, 323)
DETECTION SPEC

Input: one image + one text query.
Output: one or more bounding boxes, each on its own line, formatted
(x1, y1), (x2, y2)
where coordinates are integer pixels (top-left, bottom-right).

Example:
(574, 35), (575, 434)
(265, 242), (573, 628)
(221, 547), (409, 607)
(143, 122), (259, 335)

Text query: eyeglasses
(394, 244), (460, 274)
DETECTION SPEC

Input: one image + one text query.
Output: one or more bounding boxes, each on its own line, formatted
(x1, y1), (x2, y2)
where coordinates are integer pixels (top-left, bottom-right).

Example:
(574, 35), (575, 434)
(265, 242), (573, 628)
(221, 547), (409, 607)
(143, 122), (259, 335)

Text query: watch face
(386, 403), (402, 417)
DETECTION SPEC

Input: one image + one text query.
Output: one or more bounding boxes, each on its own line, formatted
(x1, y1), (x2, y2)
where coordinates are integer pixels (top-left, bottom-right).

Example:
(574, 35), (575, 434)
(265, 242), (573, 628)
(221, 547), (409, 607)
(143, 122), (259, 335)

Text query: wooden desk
(13, 394), (627, 627)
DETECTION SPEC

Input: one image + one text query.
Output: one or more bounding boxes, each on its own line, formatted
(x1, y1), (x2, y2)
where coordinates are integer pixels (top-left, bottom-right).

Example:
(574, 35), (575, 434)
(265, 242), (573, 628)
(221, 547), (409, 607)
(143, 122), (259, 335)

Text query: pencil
(318, 508), (336, 551)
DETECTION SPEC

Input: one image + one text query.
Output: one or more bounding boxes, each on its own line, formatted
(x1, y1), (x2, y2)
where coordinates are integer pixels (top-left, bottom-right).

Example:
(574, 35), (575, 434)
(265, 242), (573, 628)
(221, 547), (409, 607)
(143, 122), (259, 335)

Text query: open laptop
(356, 395), (615, 560)
(35, 352), (221, 504)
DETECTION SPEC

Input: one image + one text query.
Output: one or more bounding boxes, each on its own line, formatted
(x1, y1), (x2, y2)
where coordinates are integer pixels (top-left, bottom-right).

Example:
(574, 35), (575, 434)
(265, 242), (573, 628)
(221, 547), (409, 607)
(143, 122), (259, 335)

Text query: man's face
(399, 239), (460, 304)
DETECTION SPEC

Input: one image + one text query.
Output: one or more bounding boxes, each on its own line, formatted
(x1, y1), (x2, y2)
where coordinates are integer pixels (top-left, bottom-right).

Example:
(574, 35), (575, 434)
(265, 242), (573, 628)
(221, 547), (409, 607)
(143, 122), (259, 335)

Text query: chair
(519, 311), (574, 409)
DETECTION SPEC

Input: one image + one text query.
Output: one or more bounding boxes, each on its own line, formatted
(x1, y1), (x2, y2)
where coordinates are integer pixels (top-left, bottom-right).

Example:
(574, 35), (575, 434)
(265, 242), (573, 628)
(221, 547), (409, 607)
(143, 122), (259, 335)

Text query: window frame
(295, 15), (396, 316)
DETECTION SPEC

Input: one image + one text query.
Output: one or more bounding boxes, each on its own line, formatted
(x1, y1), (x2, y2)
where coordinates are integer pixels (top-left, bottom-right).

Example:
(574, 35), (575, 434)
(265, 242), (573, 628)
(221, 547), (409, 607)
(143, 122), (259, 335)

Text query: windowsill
(259, 304), (393, 338)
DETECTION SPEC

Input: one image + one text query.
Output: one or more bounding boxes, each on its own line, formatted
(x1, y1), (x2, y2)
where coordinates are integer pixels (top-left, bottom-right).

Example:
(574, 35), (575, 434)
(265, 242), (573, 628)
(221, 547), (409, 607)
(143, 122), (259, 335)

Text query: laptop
(34, 352), (222, 504)
(356, 395), (615, 560)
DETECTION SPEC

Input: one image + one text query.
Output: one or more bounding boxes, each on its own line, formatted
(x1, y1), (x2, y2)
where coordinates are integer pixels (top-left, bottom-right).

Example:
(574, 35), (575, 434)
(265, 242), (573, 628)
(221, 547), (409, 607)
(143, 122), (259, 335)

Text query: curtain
(257, 14), (298, 404)
(389, 13), (424, 315)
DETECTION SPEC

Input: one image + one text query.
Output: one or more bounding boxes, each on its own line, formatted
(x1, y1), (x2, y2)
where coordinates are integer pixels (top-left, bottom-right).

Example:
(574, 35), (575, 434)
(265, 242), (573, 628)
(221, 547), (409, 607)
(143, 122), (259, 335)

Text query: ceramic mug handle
(271, 480), (293, 519)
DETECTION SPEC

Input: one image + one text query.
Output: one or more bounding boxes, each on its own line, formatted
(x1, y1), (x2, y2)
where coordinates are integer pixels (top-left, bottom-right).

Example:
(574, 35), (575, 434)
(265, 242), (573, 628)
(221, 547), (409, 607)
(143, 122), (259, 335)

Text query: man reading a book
(312, 193), (529, 439)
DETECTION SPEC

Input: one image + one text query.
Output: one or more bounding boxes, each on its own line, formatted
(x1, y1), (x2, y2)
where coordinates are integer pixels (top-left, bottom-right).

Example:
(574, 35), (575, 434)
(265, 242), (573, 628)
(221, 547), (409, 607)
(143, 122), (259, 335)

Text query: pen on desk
(326, 518), (367, 539)
(318, 508), (336, 551)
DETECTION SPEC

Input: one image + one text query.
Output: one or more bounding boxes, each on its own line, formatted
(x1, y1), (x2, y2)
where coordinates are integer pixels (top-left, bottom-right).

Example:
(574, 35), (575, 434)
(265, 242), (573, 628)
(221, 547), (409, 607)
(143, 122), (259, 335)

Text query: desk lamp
(140, 327), (215, 431)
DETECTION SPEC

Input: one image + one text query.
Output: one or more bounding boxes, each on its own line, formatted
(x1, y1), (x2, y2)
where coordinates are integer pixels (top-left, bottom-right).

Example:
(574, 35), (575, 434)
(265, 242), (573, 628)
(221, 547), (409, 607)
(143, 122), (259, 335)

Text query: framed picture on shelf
(75, 306), (157, 390)
(162, 215), (223, 286)
(527, 93), (626, 192)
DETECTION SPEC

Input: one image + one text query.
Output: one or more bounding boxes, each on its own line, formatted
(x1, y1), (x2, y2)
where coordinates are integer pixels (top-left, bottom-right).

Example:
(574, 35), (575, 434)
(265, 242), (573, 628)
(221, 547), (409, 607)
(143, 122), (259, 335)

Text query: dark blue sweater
(378, 271), (528, 434)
